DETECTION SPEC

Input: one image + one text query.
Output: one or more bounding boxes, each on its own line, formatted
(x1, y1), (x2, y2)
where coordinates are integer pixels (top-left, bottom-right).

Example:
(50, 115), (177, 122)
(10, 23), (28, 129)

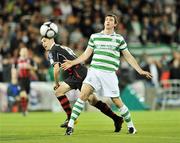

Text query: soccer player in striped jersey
(13, 47), (37, 116)
(41, 36), (123, 132)
(62, 13), (152, 135)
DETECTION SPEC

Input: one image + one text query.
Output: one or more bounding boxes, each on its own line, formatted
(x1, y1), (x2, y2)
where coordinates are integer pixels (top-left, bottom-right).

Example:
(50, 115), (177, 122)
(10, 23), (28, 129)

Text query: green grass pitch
(1, 110), (180, 143)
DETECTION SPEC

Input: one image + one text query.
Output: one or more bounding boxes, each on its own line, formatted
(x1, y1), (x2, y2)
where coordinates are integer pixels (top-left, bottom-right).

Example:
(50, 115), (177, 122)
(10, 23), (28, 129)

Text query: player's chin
(45, 46), (48, 50)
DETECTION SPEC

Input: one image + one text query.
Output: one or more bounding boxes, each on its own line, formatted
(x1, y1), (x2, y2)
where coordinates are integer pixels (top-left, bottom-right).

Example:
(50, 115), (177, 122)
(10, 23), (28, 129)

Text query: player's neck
(48, 42), (55, 50)
(103, 28), (114, 35)
(20, 56), (27, 59)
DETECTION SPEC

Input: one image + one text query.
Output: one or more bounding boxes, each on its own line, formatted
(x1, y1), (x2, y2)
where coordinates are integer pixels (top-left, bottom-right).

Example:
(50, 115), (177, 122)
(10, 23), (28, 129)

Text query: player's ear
(114, 23), (117, 28)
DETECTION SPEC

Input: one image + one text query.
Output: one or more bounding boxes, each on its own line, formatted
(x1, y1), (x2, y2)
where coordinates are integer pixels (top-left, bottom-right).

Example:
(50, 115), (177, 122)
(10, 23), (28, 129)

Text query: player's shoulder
(51, 43), (60, 50)
(60, 45), (70, 50)
(113, 33), (125, 40)
(50, 44), (63, 55)
(90, 32), (102, 39)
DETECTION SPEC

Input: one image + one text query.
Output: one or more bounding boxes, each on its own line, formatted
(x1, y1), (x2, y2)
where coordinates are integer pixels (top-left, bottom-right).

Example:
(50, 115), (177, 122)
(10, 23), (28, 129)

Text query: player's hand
(61, 60), (73, 70)
(139, 70), (152, 79)
(54, 82), (60, 90)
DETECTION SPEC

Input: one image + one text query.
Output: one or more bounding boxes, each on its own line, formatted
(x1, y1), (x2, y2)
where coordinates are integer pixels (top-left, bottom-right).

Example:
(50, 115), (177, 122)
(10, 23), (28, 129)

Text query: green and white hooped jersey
(88, 31), (127, 72)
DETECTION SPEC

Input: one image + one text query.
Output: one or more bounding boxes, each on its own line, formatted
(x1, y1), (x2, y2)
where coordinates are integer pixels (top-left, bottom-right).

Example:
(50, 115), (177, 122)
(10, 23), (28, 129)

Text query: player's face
(41, 37), (51, 50)
(104, 16), (117, 29)
(20, 48), (28, 58)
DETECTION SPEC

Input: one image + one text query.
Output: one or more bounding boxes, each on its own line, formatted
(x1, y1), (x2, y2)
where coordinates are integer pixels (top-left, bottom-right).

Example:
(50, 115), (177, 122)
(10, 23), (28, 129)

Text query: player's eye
(105, 18), (109, 21)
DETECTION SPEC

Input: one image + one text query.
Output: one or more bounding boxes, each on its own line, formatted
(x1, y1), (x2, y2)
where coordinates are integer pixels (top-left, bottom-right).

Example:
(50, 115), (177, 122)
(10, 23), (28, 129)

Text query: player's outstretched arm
(53, 63), (60, 90)
(121, 49), (152, 79)
(61, 47), (93, 70)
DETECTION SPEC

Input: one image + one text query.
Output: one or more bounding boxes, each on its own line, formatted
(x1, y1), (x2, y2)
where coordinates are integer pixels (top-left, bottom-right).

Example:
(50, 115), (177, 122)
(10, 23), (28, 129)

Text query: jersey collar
(101, 30), (116, 35)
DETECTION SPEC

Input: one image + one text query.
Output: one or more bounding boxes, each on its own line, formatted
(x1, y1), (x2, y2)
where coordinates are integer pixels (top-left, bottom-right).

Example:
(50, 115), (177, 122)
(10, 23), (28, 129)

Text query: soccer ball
(40, 22), (58, 38)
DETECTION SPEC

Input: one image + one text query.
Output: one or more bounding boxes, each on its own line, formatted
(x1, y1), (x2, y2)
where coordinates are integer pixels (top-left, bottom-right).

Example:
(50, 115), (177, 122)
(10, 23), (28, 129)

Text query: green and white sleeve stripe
(87, 35), (95, 49)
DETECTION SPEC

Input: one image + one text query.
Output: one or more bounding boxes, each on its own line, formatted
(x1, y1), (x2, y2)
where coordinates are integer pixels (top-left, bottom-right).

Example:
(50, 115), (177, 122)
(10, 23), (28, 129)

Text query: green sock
(68, 98), (85, 128)
(120, 105), (134, 128)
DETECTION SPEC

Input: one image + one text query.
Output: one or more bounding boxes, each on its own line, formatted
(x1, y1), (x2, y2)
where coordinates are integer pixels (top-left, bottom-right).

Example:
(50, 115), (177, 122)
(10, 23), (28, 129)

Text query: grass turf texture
(0, 110), (180, 143)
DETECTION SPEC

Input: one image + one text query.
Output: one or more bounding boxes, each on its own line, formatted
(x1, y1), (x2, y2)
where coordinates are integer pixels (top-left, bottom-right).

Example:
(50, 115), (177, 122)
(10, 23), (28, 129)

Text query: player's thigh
(79, 83), (94, 101)
(55, 82), (71, 96)
(100, 72), (119, 97)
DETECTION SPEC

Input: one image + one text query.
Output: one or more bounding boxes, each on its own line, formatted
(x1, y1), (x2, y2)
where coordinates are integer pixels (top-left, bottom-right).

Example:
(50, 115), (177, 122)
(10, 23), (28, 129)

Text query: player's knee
(54, 82), (71, 97)
(20, 91), (27, 98)
(88, 96), (97, 106)
(79, 92), (89, 101)
(88, 98), (93, 105)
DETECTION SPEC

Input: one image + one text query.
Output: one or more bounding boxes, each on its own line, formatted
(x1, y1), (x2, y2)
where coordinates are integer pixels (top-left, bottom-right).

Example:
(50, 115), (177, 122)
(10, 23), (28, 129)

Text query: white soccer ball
(40, 22), (58, 38)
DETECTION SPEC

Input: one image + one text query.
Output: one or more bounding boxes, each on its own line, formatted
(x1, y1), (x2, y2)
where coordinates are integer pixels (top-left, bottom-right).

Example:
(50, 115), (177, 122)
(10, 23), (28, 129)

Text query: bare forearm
(54, 64), (60, 84)
(122, 49), (152, 79)
(127, 56), (143, 74)
(61, 47), (93, 70)
(72, 52), (89, 66)
(54, 70), (59, 83)
(123, 51), (143, 74)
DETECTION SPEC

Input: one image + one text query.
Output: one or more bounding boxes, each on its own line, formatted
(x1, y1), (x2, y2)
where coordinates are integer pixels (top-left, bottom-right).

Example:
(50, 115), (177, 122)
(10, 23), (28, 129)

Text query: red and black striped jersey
(48, 44), (87, 79)
(14, 57), (34, 78)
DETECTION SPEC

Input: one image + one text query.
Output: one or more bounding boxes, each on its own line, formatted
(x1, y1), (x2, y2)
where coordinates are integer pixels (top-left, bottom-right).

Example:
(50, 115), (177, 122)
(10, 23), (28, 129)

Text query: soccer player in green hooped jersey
(62, 13), (152, 135)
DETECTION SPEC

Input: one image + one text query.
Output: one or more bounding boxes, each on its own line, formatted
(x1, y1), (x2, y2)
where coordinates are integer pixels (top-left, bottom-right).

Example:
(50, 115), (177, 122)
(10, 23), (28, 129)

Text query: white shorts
(65, 89), (80, 101)
(83, 68), (119, 97)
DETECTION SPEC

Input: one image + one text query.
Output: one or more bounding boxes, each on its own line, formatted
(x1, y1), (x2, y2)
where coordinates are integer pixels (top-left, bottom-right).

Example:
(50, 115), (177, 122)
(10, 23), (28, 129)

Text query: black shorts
(19, 77), (30, 94)
(64, 75), (84, 90)
(64, 65), (87, 90)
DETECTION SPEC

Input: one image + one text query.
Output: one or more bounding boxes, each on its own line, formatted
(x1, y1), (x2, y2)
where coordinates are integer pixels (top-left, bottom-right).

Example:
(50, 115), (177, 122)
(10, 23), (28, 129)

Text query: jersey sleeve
(48, 50), (59, 66)
(87, 35), (95, 49)
(118, 36), (127, 51)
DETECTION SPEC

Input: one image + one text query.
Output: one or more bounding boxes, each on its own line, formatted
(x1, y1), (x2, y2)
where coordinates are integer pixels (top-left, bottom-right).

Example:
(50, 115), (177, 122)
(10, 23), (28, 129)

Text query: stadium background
(0, 0), (180, 143)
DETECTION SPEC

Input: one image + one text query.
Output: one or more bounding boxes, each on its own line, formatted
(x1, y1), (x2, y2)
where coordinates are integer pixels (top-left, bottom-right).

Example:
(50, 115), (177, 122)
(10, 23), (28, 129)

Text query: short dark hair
(105, 13), (118, 24)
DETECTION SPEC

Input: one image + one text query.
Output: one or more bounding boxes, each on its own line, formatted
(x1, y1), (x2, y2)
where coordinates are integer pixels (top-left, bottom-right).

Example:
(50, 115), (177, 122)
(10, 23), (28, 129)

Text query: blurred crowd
(0, 0), (180, 85)
(117, 51), (180, 89)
